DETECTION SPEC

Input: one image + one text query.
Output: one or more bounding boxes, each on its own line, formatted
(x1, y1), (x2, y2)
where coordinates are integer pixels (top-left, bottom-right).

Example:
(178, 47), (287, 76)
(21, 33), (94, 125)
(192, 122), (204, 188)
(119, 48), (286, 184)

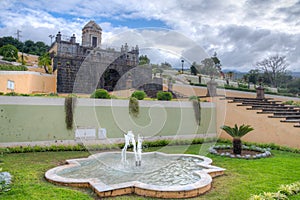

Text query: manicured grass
(0, 144), (299, 200)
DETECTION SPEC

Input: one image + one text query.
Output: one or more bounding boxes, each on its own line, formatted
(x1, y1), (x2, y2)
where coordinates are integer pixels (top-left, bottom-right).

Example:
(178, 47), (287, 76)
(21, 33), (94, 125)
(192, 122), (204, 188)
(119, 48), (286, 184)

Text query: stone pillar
(198, 75), (202, 84)
(168, 78), (173, 92)
(56, 32), (61, 43)
(70, 34), (76, 44)
(256, 85), (265, 99)
(206, 79), (218, 97)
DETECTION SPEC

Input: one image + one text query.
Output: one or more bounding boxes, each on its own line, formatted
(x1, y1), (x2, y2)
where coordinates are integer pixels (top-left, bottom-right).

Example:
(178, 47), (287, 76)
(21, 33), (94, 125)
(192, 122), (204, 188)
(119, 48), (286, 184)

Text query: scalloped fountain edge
(45, 152), (225, 199)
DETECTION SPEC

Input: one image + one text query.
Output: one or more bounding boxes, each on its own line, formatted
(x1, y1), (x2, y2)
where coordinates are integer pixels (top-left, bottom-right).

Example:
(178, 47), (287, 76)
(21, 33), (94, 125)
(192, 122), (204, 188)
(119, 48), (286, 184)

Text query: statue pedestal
(206, 79), (218, 97)
(256, 85), (265, 99)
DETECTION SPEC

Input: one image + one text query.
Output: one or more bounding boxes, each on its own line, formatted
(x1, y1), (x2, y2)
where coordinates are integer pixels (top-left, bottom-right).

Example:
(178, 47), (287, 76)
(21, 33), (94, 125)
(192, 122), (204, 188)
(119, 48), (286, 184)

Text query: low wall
(0, 71), (56, 94)
(0, 96), (216, 146)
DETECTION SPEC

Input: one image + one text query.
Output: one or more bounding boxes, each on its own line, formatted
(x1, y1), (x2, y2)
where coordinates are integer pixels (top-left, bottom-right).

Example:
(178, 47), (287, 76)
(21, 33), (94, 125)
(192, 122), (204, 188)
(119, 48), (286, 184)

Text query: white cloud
(0, 0), (300, 72)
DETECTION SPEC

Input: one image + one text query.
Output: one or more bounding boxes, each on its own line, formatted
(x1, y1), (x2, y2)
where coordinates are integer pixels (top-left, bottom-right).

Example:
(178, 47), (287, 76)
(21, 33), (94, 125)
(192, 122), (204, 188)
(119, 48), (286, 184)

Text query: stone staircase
(226, 97), (300, 128)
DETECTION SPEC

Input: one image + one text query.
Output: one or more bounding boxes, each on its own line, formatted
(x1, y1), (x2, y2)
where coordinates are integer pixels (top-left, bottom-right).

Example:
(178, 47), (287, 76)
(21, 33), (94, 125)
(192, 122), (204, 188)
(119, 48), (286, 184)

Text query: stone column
(256, 85), (265, 99)
(206, 78), (218, 97)
(168, 78), (173, 92)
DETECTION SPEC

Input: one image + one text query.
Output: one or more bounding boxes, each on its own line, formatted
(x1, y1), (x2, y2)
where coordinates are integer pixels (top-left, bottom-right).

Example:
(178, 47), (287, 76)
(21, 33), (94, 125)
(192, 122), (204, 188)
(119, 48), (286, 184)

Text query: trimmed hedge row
(0, 138), (299, 154)
(0, 65), (28, 71)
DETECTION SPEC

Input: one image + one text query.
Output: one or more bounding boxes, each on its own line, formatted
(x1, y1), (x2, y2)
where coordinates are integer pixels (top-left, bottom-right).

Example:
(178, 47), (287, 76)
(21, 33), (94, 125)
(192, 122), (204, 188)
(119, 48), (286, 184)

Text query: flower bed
(209, 145), (272, 159)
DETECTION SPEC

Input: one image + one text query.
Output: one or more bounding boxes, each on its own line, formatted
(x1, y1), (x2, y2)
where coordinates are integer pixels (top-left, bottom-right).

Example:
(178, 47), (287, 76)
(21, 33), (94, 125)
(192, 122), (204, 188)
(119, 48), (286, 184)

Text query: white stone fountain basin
(45, 152), (225, 198)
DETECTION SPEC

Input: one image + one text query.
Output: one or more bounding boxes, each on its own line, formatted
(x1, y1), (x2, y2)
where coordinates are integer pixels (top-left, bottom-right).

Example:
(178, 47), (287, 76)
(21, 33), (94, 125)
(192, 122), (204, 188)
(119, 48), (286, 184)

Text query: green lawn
(1, 144), (300, 200)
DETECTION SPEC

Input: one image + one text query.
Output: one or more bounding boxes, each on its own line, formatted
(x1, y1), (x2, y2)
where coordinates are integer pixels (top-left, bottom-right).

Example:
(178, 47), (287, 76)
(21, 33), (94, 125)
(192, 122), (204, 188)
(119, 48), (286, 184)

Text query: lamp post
(49, 34), (55, 45)
(181, 59), (184, 74)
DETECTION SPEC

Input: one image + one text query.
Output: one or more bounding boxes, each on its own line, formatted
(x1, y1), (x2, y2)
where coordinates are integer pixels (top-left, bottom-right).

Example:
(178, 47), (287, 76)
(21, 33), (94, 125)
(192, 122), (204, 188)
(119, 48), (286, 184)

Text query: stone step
(256, 109), (299, 113)
(262, 107), (298, 111)
(273, 111), (300, 115)
(280, 119), (300, 123)
(285, 116), (300, 120)
(250, 107), (293, 111)
(237, 103), (281, 107)
(251, 105), (296, 109)
(257, 111), (275, 114)
(294, 124), (300, 128)
(269, 115), (300, 118)
(231, 100), (273, 103)
(242, 101), (281, 104)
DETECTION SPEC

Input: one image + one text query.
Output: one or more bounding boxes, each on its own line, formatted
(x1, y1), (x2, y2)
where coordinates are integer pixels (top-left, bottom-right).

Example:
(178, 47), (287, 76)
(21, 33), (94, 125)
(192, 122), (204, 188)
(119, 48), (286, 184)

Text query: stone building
(49, 20), (159, 94)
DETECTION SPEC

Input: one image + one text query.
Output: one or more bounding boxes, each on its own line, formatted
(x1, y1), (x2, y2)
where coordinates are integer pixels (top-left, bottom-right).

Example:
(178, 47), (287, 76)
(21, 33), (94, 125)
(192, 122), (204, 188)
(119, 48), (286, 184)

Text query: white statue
(121, 131), (137, 164)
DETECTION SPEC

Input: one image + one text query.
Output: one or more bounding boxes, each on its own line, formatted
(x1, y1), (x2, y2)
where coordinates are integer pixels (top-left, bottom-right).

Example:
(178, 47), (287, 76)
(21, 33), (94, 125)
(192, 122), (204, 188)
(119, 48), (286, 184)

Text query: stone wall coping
(0, 71), (55, 77)
(0, 96), (215, 108)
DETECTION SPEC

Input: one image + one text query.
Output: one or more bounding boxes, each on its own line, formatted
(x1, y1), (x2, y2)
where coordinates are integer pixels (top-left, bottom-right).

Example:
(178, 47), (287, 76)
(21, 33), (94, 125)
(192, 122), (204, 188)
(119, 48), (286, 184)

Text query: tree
(246, 69), (260, 84)
(227, 71), (234, 80)
(160, 62), (172, 69)
(0, 36), (24, 50)
(38, 52), (52, 74)
(200, 58), (220, 77)
(0, 44), (18, 62)
(152, 67), (163, 77)
(190, 62), (199, 75)
(139, 55), (150, 65)
(211, 52), (222, 71)
(221, 124), (254, 154)
(256, 55), (289, 87)
(287, 78), (300, 94)
(0, 36), (49, 56)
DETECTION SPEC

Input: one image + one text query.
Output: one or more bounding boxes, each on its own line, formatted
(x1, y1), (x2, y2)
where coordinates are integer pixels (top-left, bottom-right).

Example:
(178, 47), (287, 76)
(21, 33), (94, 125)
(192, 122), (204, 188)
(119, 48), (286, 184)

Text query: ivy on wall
(190, 97), (201, 125)
(64, 96), (76, 130)
(129, 97), (139, 118)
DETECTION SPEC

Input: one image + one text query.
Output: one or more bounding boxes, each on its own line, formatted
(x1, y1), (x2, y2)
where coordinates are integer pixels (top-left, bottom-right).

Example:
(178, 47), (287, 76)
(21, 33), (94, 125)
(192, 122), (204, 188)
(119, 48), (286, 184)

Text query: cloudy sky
(0, 0), (300, 72)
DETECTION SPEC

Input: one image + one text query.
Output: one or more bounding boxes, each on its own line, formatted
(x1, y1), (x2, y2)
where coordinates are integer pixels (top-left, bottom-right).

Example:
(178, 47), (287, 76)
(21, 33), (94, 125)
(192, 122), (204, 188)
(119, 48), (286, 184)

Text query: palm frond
(221, 124), (254, 138)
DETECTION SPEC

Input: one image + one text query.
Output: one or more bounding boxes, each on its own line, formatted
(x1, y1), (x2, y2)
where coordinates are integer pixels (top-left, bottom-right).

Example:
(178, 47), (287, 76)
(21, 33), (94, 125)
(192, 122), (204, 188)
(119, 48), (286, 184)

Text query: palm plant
(38, 52), (52, 74)
(220, 124), (254, 154)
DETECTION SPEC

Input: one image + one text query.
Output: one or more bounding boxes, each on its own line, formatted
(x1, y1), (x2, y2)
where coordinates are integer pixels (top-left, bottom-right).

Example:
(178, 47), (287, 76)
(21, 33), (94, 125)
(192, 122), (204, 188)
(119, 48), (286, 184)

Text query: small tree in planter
(220, 124), (254, 154)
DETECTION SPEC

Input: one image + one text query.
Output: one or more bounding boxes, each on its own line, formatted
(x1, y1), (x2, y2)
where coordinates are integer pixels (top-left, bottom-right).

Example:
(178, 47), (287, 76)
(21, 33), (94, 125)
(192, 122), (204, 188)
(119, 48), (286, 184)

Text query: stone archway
(102, 69), (121, 91)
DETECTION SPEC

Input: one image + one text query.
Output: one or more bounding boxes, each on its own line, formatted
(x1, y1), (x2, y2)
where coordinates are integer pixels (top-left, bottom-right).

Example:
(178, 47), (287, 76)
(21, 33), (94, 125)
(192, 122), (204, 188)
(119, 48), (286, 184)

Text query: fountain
(45, 131), (225, 199)
(121, 131), (143, 166)
(136, 134), (142, 166)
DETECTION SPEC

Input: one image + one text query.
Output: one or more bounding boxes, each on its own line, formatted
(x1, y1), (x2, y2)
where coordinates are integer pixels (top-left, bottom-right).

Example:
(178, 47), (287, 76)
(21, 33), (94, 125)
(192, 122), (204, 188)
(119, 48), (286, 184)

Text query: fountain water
(136, 134), (142, 166)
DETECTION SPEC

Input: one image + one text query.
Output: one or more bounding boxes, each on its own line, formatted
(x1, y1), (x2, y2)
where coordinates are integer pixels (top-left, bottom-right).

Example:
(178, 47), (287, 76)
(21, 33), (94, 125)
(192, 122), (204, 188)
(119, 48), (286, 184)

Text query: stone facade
(50, 20), (156, 94)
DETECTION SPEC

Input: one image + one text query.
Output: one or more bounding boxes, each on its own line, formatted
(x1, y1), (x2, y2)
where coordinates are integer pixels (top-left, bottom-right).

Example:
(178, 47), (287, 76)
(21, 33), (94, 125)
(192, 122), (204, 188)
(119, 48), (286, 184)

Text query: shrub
(48, 93), (58, 97)
(188, 95), (198, 101)
(157, 91), (172, 101)
(131, 90), (146, 100)
(282, 100), (294, 105)
(282, 100), (300, 107)
(129, 97), (139, 117)
(249, 181), (300, 200)
(90, 89), (111, 99)
(0, 44), (18, 62)
(4, 92), (18, 96)
(238, 83), (248, 89)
